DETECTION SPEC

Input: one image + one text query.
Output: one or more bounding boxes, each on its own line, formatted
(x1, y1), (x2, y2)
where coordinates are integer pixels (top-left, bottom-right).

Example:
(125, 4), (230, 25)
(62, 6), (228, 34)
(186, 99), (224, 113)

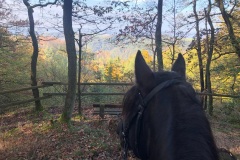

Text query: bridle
(121, 78), (183, 160)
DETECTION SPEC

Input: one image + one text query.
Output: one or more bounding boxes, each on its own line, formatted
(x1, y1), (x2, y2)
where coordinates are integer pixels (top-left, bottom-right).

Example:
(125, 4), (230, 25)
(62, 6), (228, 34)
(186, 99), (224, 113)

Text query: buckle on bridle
(138, 92), (145, 106)
(138, 104), (144, 115)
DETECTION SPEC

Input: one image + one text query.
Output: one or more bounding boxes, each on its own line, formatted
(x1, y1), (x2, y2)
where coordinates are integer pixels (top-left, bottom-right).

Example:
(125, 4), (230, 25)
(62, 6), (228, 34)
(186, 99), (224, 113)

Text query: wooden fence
(0, 82), (133, 111)
(0, 85), (52, 110)
(1, 81), (239, 111)
(41, 81), (240, 98)
(42, 82), (134, 110)
(42, 81), (133, 96)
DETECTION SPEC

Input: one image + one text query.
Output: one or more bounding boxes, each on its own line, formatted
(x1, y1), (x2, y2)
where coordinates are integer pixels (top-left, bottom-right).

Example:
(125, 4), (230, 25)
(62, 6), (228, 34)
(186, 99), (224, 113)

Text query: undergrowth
(0, 104), (239, 159)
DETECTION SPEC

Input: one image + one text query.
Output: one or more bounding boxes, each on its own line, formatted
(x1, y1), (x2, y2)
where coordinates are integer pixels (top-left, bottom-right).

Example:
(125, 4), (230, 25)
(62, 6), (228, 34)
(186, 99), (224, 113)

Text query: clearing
(0, 105), (240, 159)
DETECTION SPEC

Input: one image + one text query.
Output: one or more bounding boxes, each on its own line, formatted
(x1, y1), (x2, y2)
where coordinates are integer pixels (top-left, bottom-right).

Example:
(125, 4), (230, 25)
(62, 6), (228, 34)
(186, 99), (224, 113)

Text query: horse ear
(171, 53), (186, 79)
(135, 50), (154, 90)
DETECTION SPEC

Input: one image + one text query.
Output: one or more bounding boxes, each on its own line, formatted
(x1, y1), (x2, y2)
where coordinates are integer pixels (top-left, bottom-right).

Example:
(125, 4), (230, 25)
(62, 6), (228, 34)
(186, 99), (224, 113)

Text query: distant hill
(38, 34), (192, 59)
(86, 34), (192, 58)
(85, 34), (149, 59)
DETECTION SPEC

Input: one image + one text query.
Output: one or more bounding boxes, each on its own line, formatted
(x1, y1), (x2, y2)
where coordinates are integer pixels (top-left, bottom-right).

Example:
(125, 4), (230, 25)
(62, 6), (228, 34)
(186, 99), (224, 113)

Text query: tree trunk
(150, 32), (156, 72)
(61, 0), (77, 124)
(193, 0), (205, 108)
(78, 29), (82, 115)
(23, 0), (42, 111)
(217, 0), (240, 61)
(155, 0), (163, 70)
(152, 46), (156, 72)
(205, 1), (214, 116)
(172, 0), (176, 65)
(204, 7), (209, 111)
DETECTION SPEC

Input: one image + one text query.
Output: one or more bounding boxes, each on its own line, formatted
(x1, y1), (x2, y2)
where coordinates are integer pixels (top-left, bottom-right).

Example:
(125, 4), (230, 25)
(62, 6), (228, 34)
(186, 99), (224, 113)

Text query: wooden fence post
(99, 104), (105, 119)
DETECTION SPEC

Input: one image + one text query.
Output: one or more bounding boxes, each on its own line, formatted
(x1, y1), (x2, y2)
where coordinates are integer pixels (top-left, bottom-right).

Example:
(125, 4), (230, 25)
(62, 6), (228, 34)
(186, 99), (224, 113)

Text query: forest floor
(0, 105), (240, 160)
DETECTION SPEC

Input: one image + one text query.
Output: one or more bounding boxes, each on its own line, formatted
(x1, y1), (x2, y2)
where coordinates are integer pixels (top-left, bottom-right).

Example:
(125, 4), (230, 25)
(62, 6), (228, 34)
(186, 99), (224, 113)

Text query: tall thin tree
(193, 0), (205, 108)
(61, 0), (77, 124)
(155, 0), (164, 70)
(205, 0), (215, 115)
(77, 28), (82, 116)
(23, 0), (42, 111)
(23, 0), (58, 111)
(217, 0), (240, 61)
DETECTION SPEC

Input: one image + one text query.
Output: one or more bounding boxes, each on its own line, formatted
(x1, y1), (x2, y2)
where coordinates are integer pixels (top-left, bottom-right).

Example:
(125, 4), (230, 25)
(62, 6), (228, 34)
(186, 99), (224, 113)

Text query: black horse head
(117, 50), (219, 160)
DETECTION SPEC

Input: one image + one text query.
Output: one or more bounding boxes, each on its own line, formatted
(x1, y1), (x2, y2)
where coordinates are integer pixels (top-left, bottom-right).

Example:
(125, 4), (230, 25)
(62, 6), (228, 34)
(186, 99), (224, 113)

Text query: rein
(122, 79), (182, 160)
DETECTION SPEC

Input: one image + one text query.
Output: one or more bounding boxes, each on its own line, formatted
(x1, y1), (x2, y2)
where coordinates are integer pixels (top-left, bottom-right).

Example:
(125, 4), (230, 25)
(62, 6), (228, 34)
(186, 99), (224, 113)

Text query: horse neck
(144, 87), (219, 160)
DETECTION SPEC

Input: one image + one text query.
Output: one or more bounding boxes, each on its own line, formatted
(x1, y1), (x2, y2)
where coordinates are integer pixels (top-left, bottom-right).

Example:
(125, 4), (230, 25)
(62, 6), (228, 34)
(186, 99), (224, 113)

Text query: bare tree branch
(30, 0), (58, 9)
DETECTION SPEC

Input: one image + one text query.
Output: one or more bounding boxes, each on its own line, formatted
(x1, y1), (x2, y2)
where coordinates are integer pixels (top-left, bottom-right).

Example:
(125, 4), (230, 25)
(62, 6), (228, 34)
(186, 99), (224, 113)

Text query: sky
(3, 0), (225, 50)
(1, 0), (233, 60)
(6, 0), (139, 37)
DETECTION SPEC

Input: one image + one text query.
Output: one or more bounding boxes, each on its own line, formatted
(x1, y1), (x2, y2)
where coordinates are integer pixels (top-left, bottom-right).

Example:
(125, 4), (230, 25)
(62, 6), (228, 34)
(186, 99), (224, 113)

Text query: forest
(0, 0), (239, 159)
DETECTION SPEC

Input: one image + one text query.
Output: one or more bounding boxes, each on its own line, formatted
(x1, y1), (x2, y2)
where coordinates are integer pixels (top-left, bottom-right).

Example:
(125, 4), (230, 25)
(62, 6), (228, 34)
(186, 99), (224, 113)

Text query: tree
(0, 0), (32, 109)
(216, 0), (240, 61)
(60, 0), (77, 124)
(115, 0), (192, 71)
(0, 0), (11, 27)
(77, 30), (83, 115)
(23, 0), (58, 111)
(155, 0), (164, 70)
(114, 0), (163, 70)
(115, 3), (157, 70)
(0, 29), (28, 85)
(72, 1), (127, 115)
(23, 0), (42, 111)
(163, 0), (192, 65)
(205, 0), (215, 115)
(193, 0), (205, 107)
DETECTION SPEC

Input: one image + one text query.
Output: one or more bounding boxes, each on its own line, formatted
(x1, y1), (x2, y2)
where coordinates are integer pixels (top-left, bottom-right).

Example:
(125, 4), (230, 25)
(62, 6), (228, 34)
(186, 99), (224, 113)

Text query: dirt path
(211, 120), (240, 159)
(0, 107), (239, 159)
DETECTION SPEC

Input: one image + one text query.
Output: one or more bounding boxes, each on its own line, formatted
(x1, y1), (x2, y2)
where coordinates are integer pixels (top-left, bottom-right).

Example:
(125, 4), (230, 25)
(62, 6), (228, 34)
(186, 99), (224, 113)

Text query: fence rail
(42, 81), (134, 86)
(43, 92), (240, 98)
(197, 92), (240, 98)
(43, 92), (126, 96)
(0, 85), (52, 109)
(42, 81), (133, 111)
(1, 82), (239, 111)
(42, 82), (132, 98)
(0, 95), (52, 109)
(42, 82), (240, 98)
(0, 85), (51, 95)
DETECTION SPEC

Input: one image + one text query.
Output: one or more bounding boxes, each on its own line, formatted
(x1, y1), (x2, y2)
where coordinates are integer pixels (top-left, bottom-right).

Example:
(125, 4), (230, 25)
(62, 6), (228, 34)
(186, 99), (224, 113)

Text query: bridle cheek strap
(141, 79), (182, 105)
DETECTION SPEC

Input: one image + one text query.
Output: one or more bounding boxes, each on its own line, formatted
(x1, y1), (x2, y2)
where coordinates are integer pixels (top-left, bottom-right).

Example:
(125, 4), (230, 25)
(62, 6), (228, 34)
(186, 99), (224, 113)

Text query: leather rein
(121, 79), (182, 160)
